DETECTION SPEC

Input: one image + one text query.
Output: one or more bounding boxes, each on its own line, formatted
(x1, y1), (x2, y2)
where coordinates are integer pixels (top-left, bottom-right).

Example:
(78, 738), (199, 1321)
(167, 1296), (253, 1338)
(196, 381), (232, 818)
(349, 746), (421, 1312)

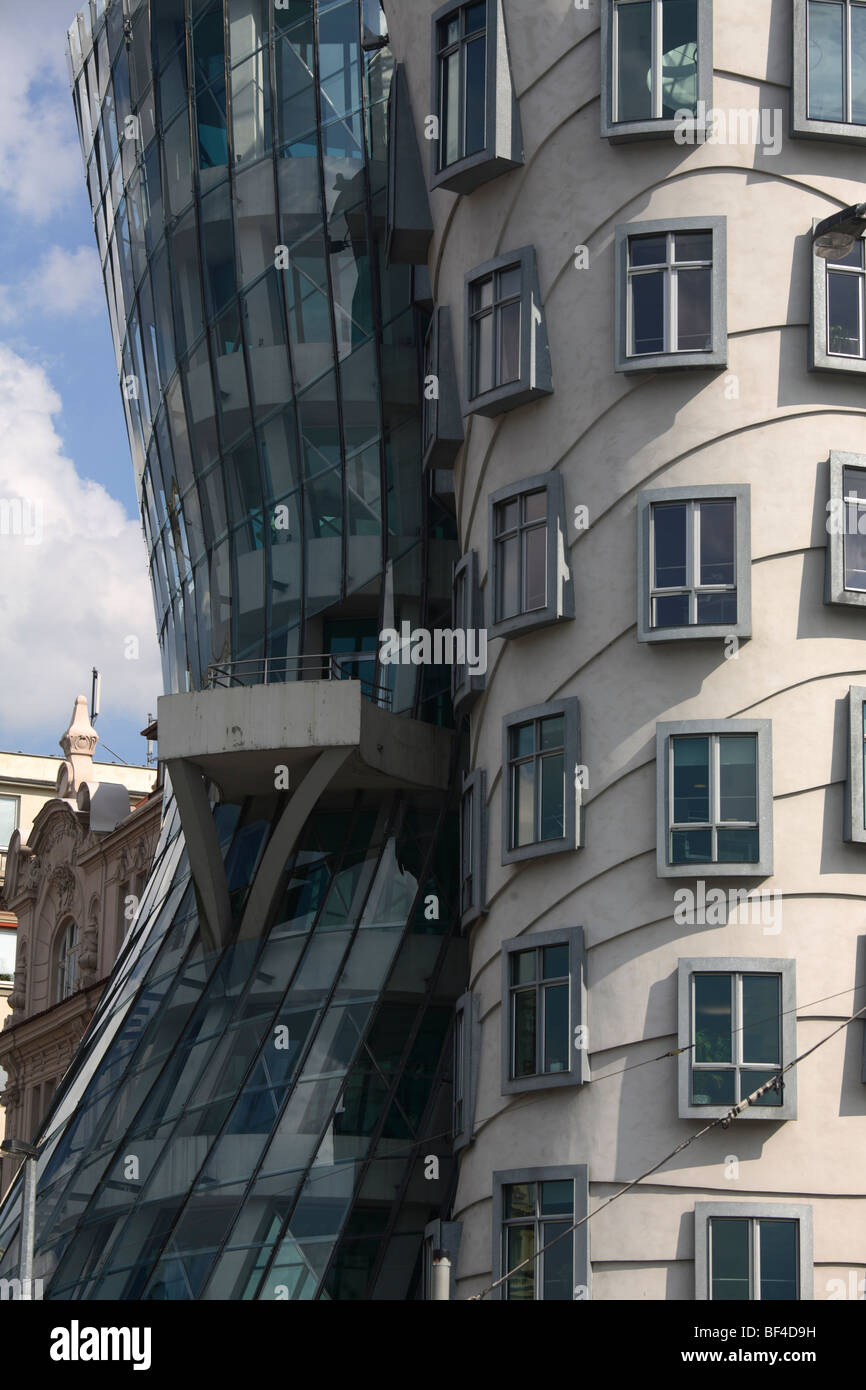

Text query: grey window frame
(453, 991), (480, 1148)
(422, 1220), (463, 1299)
(824, 452), (866, 605)
(488, 473), (573, 639)
(460, 768), (487, 926)
(501, 925), (588, 1095)
(844, 686), (866, 843)
(430, 0), (523, 196)
(694, 1202), (814, 1301)
(424, 307), (464, 471)
(452, 551), (485, 711)
(386, 64), (433, 265)
(656, 719), (774, 878)
(811, 227), (866, 373)
(637, 484), (751, 643)
(465, 247), (553, 417)
(502, 697), (581, 866)
(492, 1164), (590, 1301)
(677, 957), (797, 1121)
(792, 0), (866, 144)
(602, 0), (714, 142)
(615, 217), (727, 373)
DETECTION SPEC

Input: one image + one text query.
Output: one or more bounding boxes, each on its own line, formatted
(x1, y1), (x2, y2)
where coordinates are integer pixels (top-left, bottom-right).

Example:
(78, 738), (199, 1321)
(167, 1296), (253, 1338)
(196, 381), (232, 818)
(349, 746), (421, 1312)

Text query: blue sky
(0, 0), (161, 769)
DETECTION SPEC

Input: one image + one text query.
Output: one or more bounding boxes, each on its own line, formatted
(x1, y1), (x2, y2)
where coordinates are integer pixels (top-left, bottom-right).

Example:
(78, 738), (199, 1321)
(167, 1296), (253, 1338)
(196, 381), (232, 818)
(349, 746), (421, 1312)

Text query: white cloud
(0, 343), (161, 741)
(0, 245), (103, 323)
(0, 2), (87, 222)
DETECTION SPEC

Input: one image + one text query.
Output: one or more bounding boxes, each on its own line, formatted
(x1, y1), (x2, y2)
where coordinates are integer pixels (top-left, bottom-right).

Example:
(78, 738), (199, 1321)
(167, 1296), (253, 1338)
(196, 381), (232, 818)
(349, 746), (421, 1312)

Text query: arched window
(54, 921), (79, 1003)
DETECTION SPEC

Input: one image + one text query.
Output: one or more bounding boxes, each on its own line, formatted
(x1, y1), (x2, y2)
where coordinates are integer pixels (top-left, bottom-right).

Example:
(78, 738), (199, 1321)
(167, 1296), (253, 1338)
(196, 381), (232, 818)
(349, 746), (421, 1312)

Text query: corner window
(793, 0), (866, 143)
(502, 699), (581, 865)
(678, 958), (797, 1121)
(488, 474), (572, 638)
(844, 686), (866, 843)
(615, 218), (727, 372)
(811, 231), (866, 372)
(386, 65), (433, 265)
(465, 248), (553, 417)
(54, 920), (80, 1003)
(431, 0), (522, 195)
(695, 1203), (813, 1300)
(453, 991), (479, 1148)
(501, 926), (587, 1094)
(492, 1166), (589, 1300)
(602, 0), (713, 141)
(460, 768), (487, 924)
(656, 720), (773, 877)
(824, 452), (866, 605)
(637, 485), (751, 642)
(424, 307), (464, 470)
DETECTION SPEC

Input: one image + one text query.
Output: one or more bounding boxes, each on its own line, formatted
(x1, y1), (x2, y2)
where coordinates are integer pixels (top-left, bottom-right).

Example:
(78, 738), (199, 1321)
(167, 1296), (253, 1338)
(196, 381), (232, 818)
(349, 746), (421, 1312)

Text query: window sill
(617, 348), (727, 374)
(431, 150), (522, 197)
(639, 621), (750, 644)
(466, 378), (553, 418)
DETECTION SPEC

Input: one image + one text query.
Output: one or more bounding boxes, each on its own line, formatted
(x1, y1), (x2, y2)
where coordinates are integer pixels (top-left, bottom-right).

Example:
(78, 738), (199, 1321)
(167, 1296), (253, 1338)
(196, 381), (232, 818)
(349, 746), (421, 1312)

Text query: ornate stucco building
(0, 698), (158, 1195)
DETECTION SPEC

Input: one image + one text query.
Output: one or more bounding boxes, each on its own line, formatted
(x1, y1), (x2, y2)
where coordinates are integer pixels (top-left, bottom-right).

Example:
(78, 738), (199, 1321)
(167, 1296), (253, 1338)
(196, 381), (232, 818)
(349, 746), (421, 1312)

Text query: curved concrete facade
(387, 0), (866, 1298)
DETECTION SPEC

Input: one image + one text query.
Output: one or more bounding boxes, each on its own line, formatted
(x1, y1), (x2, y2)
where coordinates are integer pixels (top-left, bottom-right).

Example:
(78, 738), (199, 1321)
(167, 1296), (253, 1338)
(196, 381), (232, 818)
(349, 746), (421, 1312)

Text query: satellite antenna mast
(90, 668), (101, 724)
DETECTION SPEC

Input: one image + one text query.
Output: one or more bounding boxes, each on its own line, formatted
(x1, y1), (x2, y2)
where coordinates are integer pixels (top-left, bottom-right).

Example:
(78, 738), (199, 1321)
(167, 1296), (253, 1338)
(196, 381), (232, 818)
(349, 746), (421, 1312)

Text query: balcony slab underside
(157, 680), (455, 799)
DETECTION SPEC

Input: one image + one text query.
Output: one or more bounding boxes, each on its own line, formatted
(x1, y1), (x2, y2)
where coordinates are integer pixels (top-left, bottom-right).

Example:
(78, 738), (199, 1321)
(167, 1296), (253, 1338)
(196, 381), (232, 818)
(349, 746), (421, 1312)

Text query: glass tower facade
(0, 0), (463, 1300)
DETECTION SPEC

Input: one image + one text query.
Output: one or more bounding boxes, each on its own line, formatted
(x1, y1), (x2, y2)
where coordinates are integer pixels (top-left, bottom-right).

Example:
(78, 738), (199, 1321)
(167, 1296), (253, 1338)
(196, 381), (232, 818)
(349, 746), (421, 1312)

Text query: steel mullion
(690, 500), (699, 625)
(652, 0), (662, 120)
(712, 734), (720, 861)
(753, 1219), (761, 1300)
(668, 232), (677, 352)
(846, 0), (853, 124)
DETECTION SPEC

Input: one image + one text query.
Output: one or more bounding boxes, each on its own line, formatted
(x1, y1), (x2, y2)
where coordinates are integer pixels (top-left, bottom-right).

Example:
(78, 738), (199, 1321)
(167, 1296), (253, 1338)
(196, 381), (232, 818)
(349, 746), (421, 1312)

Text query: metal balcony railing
(204, 653), (392, 710)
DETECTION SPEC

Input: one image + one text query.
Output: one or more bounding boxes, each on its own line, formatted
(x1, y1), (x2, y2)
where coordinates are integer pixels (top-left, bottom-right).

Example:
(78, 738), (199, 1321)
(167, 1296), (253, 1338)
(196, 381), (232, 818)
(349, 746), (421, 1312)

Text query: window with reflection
(841, 464), (866, 588)
(690, 970), (783, 1109)
(825, 238), (866, 358)
(618, 218), (726, 371)
(498, 1175), (580, 1301)
(807, 0), (866, 124)
(650, 497), (736, 629)
(469, 261), (521, 397)
(493, 488), (547, 624)
(612, 0), (699, 123)
(668, 733), (759, 865)
(708, 1216), (800, 1300)
(508, 943), (569, 1081)
(508, 714), (566, 850)
(628, 229), (712, 355)
(437, 2), (487, 172)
